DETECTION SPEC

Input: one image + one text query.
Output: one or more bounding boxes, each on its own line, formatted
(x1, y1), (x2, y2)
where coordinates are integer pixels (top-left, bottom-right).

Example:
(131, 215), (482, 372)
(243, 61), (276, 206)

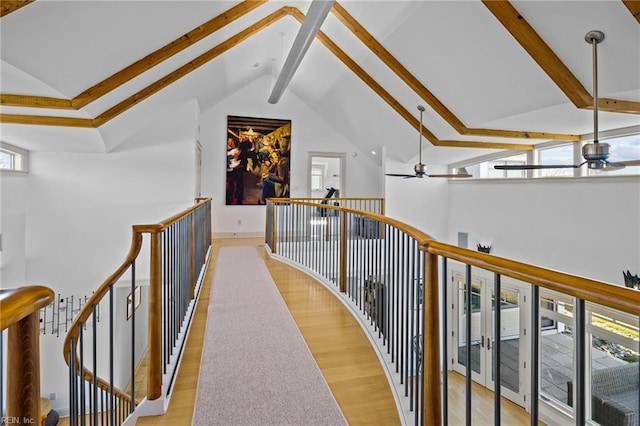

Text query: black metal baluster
(409, 239), (415, 405)
(465, 264), (472, 426)
(494, 273), (501, 426)
(130, 261), (136, 412)
(69, 337), (76, 426)
(575, 298), (586, 426)
(442, 257), (448, 426)
(109, 285), (114, 426)
(530, 285), (539, 426)
(92, 305), (98, 426)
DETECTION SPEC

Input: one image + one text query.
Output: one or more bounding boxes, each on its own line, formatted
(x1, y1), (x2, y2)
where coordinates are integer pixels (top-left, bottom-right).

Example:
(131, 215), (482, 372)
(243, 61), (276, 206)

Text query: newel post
(147, 228), (163, 400)
(7, 312), (42, 425)
(423, 250), (442, 425)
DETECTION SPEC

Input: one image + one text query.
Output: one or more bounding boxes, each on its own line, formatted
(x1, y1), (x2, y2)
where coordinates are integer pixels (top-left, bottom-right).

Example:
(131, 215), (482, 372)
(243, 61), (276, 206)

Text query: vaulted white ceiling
(1, 0), (639, 164)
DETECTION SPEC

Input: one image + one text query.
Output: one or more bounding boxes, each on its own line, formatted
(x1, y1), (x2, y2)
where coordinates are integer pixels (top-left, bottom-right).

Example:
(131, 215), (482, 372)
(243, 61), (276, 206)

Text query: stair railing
(0, 285), (55, 426)
(63, 198), (212, 425)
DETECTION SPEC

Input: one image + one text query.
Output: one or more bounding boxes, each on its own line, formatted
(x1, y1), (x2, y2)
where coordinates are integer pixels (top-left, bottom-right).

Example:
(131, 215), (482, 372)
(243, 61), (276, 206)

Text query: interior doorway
(308, 152), (346, 198)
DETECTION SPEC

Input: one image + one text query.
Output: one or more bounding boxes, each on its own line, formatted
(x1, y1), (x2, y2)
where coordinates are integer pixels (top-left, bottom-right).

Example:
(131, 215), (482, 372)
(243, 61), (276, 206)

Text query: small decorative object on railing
(477, 243), (492, 253)
(622, 270), (640, 290)
(39, 293), (97, 337)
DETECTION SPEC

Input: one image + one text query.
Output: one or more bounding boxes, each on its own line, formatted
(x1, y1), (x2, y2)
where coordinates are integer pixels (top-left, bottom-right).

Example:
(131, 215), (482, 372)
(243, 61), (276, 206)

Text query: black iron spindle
(465, 263), (472, 426)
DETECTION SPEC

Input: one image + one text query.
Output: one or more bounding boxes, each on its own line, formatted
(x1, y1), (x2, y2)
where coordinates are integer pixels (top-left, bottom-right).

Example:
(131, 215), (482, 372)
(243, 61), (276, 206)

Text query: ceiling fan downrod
(583, 30), (609, 169)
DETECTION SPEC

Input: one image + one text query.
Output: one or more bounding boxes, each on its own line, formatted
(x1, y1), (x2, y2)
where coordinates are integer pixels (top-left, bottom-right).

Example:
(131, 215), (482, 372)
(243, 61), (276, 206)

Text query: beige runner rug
(192, 246), (347, 426)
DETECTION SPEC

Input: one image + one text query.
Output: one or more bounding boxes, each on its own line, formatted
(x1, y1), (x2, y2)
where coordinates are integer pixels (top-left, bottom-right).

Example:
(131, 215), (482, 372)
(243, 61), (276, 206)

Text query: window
(0, 143), (28, 172)
(464, 153), (527, 178)
(589, 133), (640, 176)
(539, 144), (575, 177)
(311, 166), (324, 191)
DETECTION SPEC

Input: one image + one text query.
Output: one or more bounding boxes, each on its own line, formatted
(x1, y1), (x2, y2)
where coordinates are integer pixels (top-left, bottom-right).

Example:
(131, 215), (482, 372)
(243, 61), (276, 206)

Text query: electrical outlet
(49, 392), (56, 400)
(237, 219), (242, 225)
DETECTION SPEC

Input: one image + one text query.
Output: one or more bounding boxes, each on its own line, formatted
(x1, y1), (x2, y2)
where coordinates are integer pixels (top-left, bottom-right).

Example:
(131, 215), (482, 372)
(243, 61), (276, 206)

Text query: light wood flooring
(61, 237), (536, 425)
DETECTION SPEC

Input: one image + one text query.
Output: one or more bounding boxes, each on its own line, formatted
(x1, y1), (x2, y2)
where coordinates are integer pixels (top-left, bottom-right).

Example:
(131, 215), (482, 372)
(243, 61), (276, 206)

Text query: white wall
(385, 167), (640, 286)
(447, 177), (640, 285)
(1, 100), (201, 413)
(384, 157), (451, 241)
(0, 172), (28, 286)
(200, 75), (383, 237)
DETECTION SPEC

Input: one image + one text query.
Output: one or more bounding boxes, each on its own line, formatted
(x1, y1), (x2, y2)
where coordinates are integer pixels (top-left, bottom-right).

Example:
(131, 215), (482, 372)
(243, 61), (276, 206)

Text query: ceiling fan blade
(494, 164), (579, 170)
(386, 173), (415, 178)
(616, 159), (640, 167)
(428, 173), (472, 178)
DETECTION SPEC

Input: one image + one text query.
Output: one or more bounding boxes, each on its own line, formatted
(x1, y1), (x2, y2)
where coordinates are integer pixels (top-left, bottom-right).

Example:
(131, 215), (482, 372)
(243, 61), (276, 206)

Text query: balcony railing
(266, 198), (640, 426)
(62, 198), (212, 425)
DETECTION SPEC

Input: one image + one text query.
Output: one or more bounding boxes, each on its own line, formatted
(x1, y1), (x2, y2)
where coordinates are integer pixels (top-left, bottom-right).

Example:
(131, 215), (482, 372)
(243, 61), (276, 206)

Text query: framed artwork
(126, 285), (142, 320)
(226, 115), (291, 205)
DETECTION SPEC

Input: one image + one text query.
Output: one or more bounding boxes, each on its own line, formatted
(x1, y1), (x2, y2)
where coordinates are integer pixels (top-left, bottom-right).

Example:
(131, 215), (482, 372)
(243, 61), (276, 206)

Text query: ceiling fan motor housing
(414, 163), (428, 178)
(583, 142), (610, 169)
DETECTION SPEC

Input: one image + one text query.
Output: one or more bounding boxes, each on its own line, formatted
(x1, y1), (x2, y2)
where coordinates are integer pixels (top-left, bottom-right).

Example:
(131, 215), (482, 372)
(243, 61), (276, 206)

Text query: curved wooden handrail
(269, 198), (433, 245)
(62, 229), (144, 401)
(426, 241), (640, 317)
(272, 197), (640, 316)
(63, 197), (213, 409)
(0, 285), (55, 331)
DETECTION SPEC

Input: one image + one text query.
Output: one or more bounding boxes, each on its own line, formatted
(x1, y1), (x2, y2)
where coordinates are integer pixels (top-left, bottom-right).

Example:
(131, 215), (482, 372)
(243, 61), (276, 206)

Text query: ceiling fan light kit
(494, 30), (639, 173)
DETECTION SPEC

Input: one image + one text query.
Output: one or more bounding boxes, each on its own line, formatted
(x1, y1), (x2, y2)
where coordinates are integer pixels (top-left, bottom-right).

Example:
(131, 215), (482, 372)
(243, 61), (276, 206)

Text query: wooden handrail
(426, 241), (640, 317)
(63, 197), (213, 416)
(62, 229), (144, 403)
(1, 285), (55, 426)
(0, 286), (55, 331)
(273, 198), (640, 316)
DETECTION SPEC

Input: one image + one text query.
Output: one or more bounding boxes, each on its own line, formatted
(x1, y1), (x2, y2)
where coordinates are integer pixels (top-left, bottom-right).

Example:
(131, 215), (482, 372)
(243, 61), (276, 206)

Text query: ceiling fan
(386, 105), (472, 179)
(495, 30), (640, 172)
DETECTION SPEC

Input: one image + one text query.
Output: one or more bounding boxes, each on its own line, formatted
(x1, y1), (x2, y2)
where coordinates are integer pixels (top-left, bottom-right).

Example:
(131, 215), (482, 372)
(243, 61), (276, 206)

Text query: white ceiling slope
(0, 1), (639, 164)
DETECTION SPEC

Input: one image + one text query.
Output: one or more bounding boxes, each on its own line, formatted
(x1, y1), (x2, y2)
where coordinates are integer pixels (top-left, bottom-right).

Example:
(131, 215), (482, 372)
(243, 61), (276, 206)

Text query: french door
(450, 269), (529, 407)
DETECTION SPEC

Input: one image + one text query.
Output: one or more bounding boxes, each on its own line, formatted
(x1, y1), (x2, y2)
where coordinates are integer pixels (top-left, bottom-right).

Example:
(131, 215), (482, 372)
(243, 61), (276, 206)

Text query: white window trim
(449, 125), (640, 180)
(0, 142), (29, 173)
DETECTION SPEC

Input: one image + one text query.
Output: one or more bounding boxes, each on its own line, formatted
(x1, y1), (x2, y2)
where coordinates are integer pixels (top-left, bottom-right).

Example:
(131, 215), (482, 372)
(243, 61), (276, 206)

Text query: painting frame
(226, 115), (291, 206)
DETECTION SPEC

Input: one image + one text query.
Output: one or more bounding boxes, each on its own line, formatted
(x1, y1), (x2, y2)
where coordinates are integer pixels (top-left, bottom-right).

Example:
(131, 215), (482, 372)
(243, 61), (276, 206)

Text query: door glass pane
(457, 277), (481, 374)
(492, 288), (520, 393)
(540, 292), (575, 406)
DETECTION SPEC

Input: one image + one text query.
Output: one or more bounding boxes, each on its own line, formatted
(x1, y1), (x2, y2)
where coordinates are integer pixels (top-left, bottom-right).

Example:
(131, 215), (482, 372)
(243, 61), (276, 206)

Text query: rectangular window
(0, 143), (28, 172)
(539, 144), (575, 177)
(311, 166), (324, 191)
(589, 133), (640, 176)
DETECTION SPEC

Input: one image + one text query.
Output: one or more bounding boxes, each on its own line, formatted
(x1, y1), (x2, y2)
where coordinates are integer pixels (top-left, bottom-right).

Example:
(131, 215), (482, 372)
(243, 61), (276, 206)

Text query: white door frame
(448, 262), (530, 408)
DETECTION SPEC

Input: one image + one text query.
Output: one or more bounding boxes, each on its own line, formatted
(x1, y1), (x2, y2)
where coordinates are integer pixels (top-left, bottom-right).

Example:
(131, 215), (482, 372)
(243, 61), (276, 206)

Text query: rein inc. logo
(2, 417), (36, 425)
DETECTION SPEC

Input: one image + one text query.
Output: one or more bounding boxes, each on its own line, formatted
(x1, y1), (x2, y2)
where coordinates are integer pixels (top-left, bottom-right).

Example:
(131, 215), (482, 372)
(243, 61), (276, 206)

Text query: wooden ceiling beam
(93, 7), (288, 126)
(331, 1), (578, 142)
(289, 8), (534, 151)
(0, 94), (73, 109)
(3, 8), (290, 128)
(598, 98), (640, 114)
(0, 0), (35, 18)
(482, 0), (593, 109)
(1, 0), (267, 110)
(622, 0), (640, 24)
(74, 0), (268, 109)
(0, 114), (93, 127)
(484, 0), (640, 116)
